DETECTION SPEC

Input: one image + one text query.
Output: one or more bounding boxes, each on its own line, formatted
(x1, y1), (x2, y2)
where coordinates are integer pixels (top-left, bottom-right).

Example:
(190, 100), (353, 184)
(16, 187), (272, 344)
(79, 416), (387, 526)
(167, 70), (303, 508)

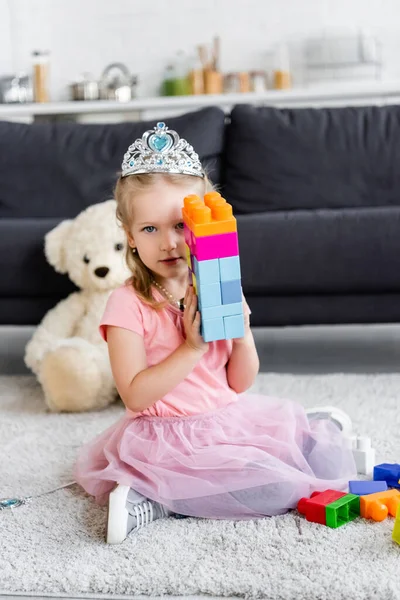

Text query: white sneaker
(106, 484), (171, 544)
(305, 405), (353, 437)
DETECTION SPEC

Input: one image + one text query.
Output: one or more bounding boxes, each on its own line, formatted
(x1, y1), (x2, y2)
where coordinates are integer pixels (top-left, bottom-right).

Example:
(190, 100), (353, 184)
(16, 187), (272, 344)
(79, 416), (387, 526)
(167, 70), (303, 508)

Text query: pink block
(193, 232), (239, 261)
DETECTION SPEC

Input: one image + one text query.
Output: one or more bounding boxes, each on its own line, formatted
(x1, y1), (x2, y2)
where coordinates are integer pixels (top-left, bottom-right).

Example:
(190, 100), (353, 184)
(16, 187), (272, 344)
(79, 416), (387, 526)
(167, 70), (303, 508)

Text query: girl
(74, 122), (356, 544)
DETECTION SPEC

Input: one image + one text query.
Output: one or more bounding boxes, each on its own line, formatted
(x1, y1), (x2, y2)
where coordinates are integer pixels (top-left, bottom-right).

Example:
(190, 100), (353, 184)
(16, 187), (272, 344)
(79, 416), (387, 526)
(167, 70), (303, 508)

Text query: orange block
(182, 192), (237, 237)
(360, 489), (400, 521)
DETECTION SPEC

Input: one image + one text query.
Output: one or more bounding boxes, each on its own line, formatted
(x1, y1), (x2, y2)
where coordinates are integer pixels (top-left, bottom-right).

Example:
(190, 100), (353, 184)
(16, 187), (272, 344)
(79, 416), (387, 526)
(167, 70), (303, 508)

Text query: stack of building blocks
(392, 504), (400, 545)
(297, 490), (360, 528)
(183, 192), (245, 343)
(373, 463), (400, 489)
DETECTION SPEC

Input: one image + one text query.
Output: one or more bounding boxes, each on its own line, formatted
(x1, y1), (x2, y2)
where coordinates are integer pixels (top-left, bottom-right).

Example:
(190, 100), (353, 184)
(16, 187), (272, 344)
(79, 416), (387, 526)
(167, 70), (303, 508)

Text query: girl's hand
(183, 286), (209, 354)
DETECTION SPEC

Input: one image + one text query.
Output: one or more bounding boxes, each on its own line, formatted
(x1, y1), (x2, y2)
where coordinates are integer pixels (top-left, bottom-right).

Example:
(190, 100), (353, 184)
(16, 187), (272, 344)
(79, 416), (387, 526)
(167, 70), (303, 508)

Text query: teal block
(224, 314), (245, 339)
(221, 279), (242, 305)
(193, 257), (220, 285)
(201, 302), (243, 320)
(219, 256), (241, 282)
(202, 317), (225, 342)
(198, 282), (222, 308)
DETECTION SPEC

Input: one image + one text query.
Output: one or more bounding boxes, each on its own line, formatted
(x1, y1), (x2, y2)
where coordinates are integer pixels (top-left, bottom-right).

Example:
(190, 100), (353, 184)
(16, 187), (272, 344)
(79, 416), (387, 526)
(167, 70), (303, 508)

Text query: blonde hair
(115, 172), (214, 309)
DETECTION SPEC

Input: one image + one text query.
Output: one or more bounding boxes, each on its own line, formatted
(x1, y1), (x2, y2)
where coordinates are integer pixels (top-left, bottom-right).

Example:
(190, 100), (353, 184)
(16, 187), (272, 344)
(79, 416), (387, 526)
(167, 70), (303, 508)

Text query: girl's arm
(226, 301), (260, 393)
(107, 326), (206, 412)
(107, 285), (208, 413)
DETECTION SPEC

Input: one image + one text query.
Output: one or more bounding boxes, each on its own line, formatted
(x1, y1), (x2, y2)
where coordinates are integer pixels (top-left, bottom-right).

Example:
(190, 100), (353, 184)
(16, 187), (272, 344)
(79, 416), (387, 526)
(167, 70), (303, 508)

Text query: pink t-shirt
(99, 283), (241, 418)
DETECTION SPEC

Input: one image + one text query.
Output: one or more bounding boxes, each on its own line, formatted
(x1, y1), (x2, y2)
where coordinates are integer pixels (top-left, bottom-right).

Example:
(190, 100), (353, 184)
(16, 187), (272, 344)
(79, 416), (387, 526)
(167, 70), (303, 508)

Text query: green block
(325, 493), (360, 529)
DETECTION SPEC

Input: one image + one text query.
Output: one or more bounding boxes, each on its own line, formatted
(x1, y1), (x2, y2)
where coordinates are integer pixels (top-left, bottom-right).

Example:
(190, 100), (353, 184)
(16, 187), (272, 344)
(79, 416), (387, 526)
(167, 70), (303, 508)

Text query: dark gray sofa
(2, 103), (400, 327)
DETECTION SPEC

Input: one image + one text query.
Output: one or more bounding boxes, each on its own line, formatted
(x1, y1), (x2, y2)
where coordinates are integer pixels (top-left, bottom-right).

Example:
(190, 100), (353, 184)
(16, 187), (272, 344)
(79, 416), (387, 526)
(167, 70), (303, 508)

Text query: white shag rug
(0, 373), (399, 600)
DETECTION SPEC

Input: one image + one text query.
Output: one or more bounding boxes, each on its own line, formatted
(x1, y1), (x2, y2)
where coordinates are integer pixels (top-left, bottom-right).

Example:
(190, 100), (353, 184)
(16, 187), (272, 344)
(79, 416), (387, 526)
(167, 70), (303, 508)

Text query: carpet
(0, 373), (399, 600)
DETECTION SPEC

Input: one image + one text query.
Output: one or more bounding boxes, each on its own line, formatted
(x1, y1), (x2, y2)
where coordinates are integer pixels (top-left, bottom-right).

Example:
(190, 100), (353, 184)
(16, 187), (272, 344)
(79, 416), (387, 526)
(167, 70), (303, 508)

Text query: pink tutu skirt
(74, 394), (356, 519)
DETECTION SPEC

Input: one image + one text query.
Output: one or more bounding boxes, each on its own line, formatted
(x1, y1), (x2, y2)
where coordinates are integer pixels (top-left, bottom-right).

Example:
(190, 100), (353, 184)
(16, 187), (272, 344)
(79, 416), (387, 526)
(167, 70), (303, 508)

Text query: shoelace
(131, 500), (155, 530)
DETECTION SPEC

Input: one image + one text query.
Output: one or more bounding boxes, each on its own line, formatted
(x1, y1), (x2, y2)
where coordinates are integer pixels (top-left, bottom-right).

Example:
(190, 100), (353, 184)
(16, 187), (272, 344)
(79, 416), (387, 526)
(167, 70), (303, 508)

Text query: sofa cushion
(237, 206), (400, 294)
(0, 106), (225, 219)
(3, 205), (400, 302)
(224, 103), (400, 214)
(0, 218), (76, 298)
(247, 293), (400, 327)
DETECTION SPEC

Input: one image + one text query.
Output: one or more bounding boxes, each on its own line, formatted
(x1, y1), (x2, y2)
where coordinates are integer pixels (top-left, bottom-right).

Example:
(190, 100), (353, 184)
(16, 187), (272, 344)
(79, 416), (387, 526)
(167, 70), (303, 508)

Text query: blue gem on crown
(121, 122), (205, 179)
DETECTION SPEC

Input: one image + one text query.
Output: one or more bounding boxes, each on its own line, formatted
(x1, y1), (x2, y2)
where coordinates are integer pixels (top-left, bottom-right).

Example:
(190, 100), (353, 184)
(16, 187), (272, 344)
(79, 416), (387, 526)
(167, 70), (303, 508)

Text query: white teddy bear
(24, 200), (131, 413)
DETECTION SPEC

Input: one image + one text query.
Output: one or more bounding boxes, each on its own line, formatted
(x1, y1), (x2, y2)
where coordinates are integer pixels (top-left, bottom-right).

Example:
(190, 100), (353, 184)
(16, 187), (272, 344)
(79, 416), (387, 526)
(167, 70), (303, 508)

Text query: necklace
(152, 279), (185, 311)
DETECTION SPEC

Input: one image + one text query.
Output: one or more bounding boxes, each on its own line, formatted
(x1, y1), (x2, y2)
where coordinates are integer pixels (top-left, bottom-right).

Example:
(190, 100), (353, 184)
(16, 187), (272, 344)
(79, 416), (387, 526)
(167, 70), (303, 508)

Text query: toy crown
(121, 121), (205, 179)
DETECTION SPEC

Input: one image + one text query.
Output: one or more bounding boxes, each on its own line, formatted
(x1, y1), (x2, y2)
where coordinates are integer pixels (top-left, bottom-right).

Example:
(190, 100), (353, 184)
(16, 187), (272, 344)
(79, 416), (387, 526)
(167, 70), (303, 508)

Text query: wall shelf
(1, 80), (400, 122)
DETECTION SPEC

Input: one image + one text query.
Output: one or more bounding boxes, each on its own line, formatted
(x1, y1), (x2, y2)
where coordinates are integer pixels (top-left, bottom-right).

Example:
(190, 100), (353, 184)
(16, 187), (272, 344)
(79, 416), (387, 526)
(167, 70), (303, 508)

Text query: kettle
(99, 62), (138, 102)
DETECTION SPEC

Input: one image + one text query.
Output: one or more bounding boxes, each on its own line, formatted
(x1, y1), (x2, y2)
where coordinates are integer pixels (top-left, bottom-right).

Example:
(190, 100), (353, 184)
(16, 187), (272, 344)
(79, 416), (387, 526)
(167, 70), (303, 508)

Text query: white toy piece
(346, 436), (376, 476)
(24, 200), (131, 413)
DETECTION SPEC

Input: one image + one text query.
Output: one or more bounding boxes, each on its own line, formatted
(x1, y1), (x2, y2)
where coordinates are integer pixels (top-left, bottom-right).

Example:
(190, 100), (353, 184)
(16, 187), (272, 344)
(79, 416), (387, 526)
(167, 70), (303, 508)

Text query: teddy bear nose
(94, 266), (110, 278)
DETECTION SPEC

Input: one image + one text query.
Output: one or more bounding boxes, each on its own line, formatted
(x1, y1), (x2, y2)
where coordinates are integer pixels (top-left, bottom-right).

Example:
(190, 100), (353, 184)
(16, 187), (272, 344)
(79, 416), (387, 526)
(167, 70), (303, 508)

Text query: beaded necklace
(152, 279), (185, 311)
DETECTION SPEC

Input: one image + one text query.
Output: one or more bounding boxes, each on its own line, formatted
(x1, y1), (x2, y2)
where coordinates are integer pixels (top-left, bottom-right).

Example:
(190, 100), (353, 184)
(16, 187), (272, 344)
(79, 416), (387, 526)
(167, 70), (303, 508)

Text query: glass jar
(32, 50), (50, 102)
(250, 71), (267, 93)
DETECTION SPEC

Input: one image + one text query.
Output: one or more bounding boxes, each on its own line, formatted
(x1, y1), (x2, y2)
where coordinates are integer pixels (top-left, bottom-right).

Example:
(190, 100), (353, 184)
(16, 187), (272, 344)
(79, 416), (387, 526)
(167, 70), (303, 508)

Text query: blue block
(373, 463), (400, 489)
(224, 314), (245, 340)
(201, 302), (243, 320)
(348, 480), (388, 496)
(193, 257), (220, 285)
(221, 279), (242, 305)
(219, 256), (241, 282)
(201, 317), (225, 342)
(198, 282), (222, 308)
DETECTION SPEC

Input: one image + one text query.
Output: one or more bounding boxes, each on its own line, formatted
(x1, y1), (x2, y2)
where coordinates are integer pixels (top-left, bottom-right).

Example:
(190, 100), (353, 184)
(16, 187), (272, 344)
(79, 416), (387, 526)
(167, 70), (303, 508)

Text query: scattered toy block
(325, 493), (360, 528)
(373, 464), (400, 489)
(346, 436), (376, 475)
(297, 490), (347, 525)
(360, 489), (400, 522)
(349, 480), (388, 496)
(392, 504), (400, 545)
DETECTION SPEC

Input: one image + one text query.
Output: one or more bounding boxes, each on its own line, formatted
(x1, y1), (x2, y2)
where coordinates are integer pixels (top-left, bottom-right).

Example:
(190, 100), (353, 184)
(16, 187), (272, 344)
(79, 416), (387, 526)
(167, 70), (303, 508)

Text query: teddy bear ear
(44, 219), (73, 274)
